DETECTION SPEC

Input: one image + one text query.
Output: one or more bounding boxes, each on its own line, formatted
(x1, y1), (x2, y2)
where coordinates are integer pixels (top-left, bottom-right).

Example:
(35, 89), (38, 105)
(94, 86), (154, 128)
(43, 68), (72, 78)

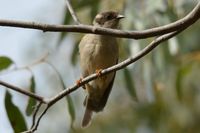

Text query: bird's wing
(79, 35), (91, 89)
(99, 59), (118, 110)
(98, 71), (116, 110)
(85, 59), (118, 112)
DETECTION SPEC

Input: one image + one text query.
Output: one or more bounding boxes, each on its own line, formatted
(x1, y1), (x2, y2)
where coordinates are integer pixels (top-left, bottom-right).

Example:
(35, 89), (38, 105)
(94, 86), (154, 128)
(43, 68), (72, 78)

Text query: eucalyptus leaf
(70, 41), (79, 66)
(176, 64), (193, 100)
(123, 68), (137, 100)
(5, 91), (27, 132)
(0, 56), (13, 71)
(66, 95), (75, 125)
(57, 11), (72, 46)
(25, 76), (36, 116)
(48, 63), (76, 127)
(74, 0), (100, 9)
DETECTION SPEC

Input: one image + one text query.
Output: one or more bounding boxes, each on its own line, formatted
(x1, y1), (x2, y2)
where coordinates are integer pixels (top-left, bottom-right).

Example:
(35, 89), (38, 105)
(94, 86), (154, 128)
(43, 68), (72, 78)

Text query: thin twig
(0, 52), (49, 76)
(20, 52), (49, 69)
(31, 102), (43, 129)
(22, 102), (43, 133)
(0, 53), (49, 103)
(45, 61), (66, 88)
(65, 0), (81, 24)
(0, 80), (46, 103)
(30, 105), (50, 132)
(0, 2), (199, 39)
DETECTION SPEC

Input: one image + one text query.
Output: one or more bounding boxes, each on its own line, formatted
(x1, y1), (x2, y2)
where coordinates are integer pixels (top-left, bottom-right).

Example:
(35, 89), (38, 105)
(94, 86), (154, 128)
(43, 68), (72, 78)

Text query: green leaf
(70, 41), (79, 66)
(66, 95), (75, 126)
(123, 68), (137, 100)
(49, 63), (76, 127)
(57, 11), (72, 46)
(26, 76), (37, 116)
(73, 0), (100, 9)
(59, 76), (76, 126)
(176, 64), (193, 100)
(0, 56), (13, 71)
(5, 91), (27, 132)
(90, 3), (99, 19)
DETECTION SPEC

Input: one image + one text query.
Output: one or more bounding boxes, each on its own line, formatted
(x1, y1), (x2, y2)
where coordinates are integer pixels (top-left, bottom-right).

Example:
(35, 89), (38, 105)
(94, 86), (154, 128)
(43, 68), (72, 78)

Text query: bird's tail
(82, 108), (93, 128)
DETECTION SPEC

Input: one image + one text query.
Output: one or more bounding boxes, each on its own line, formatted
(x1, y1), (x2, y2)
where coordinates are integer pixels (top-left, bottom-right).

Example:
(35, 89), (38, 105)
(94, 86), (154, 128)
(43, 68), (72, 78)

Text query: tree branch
(0, 2), (199, 39)
(22, 103), (49, 133)
(29, 105), (50, 133)
(31, 102), (43, 129)
(46, 30), (183, 106)
(21, 30), (184, 133)
(65, 0), (81, 24)
(0, 80), (46, 103)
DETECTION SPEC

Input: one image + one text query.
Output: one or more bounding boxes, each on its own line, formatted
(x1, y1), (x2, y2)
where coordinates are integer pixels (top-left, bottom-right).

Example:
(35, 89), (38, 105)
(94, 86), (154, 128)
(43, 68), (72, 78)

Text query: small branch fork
(0, 2), (199, 133)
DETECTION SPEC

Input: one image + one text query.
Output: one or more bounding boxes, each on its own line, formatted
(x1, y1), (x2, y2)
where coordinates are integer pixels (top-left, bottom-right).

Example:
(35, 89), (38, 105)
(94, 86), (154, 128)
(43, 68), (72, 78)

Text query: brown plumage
(79, 11), (124, 127)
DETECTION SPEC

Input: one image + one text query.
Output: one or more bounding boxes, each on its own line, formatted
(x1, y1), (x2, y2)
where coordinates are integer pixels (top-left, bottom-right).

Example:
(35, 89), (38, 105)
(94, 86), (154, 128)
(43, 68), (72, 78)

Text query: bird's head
(93, 11), (124, 29)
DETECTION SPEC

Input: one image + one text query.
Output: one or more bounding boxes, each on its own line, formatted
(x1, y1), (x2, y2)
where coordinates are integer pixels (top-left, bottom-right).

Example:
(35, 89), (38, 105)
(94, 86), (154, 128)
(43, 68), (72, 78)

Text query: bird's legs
(76, 77), (83, 87)
(95, 69), (103, 77)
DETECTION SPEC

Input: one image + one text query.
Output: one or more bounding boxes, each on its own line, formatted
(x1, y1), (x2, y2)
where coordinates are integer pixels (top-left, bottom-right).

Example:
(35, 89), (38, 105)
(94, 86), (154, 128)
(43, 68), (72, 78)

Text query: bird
(79, 11), (124, 127)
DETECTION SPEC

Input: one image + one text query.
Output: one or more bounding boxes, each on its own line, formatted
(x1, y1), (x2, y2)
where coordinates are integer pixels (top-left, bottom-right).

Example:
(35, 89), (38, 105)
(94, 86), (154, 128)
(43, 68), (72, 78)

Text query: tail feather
(82, 108), (93, 128)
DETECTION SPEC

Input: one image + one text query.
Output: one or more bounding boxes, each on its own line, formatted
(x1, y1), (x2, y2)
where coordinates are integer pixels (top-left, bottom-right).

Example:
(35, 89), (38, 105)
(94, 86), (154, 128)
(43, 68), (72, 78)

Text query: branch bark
(0, 80), (45, 103)
(0, 2), (199, 39)
(46, 30), (182, 105)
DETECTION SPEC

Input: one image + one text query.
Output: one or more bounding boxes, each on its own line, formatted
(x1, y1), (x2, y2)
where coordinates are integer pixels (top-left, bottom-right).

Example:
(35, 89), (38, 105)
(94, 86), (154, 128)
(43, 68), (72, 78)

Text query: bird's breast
(79, 34), (118, 90)
(91, 36), (118, 70)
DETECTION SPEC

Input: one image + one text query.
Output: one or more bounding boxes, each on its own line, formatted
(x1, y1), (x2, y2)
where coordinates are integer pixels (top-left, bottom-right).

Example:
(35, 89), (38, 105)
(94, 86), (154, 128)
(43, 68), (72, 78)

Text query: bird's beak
(117, 14), (125, 19)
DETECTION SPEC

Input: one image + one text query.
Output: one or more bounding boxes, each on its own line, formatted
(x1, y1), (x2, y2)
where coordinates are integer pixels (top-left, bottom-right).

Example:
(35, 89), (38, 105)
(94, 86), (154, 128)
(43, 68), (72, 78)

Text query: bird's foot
(95, 69), (103, 77)
(76, 77), (83, 87)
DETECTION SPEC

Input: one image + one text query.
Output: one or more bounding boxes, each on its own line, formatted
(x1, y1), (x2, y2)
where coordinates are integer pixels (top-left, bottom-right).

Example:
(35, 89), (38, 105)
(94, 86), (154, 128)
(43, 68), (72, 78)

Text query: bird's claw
(96, 69), (103, 77)
(76, 78), (83, 87)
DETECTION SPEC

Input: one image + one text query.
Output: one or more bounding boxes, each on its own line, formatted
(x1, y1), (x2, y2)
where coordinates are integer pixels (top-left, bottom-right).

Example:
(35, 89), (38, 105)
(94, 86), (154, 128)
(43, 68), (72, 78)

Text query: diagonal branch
(22, 29), (184, 133)
(46, 30), (182, 106)
(29, 105), (50, 133)
(0, 2), (199, 39)
(22, 103), (49, 133)
(65, 0), (81, 24)
(0, 80), (46, 103)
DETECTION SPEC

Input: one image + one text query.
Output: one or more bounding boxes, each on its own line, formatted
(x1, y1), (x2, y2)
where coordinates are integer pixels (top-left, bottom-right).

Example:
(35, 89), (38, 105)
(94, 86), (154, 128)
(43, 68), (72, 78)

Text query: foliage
(25, 76), (37, 116)
(0, 56), (13, 71)
(5, 91), (27, 132)
(0, 0), (200, 133)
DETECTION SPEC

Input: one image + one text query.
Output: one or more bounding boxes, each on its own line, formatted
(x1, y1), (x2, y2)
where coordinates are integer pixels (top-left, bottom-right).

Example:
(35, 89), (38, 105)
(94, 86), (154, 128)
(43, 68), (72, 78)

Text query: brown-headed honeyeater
(79, 11), (124, 127)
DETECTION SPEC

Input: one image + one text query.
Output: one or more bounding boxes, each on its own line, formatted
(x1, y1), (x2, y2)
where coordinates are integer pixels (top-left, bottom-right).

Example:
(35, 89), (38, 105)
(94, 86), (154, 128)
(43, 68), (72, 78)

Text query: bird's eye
(106, 14), (113, 20)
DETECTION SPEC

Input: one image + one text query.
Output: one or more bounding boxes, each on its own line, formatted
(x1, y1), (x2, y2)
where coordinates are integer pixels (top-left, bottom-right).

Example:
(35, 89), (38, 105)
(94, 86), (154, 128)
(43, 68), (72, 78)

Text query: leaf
(57, 11), (72, 46)
(26, 76), (37, 116)
(123, 68), (137, 100)
(66, 95), (75, 125)
(166, 0), (178, 22)
(74, 0), (100, 9)
(176, 64), (193, 100)
(51, 65), (76, 127)
(70, 40), (79, 66)
(90, 0), (100, 18)
(60, 79), (76, 126)
(5, 91), (27, 132)
(0, 56), (13, 71)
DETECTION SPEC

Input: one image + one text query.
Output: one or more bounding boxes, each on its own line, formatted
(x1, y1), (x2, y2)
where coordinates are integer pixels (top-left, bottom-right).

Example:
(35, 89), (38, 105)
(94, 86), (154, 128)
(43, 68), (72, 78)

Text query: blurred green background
(0, 0), (200, 133)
